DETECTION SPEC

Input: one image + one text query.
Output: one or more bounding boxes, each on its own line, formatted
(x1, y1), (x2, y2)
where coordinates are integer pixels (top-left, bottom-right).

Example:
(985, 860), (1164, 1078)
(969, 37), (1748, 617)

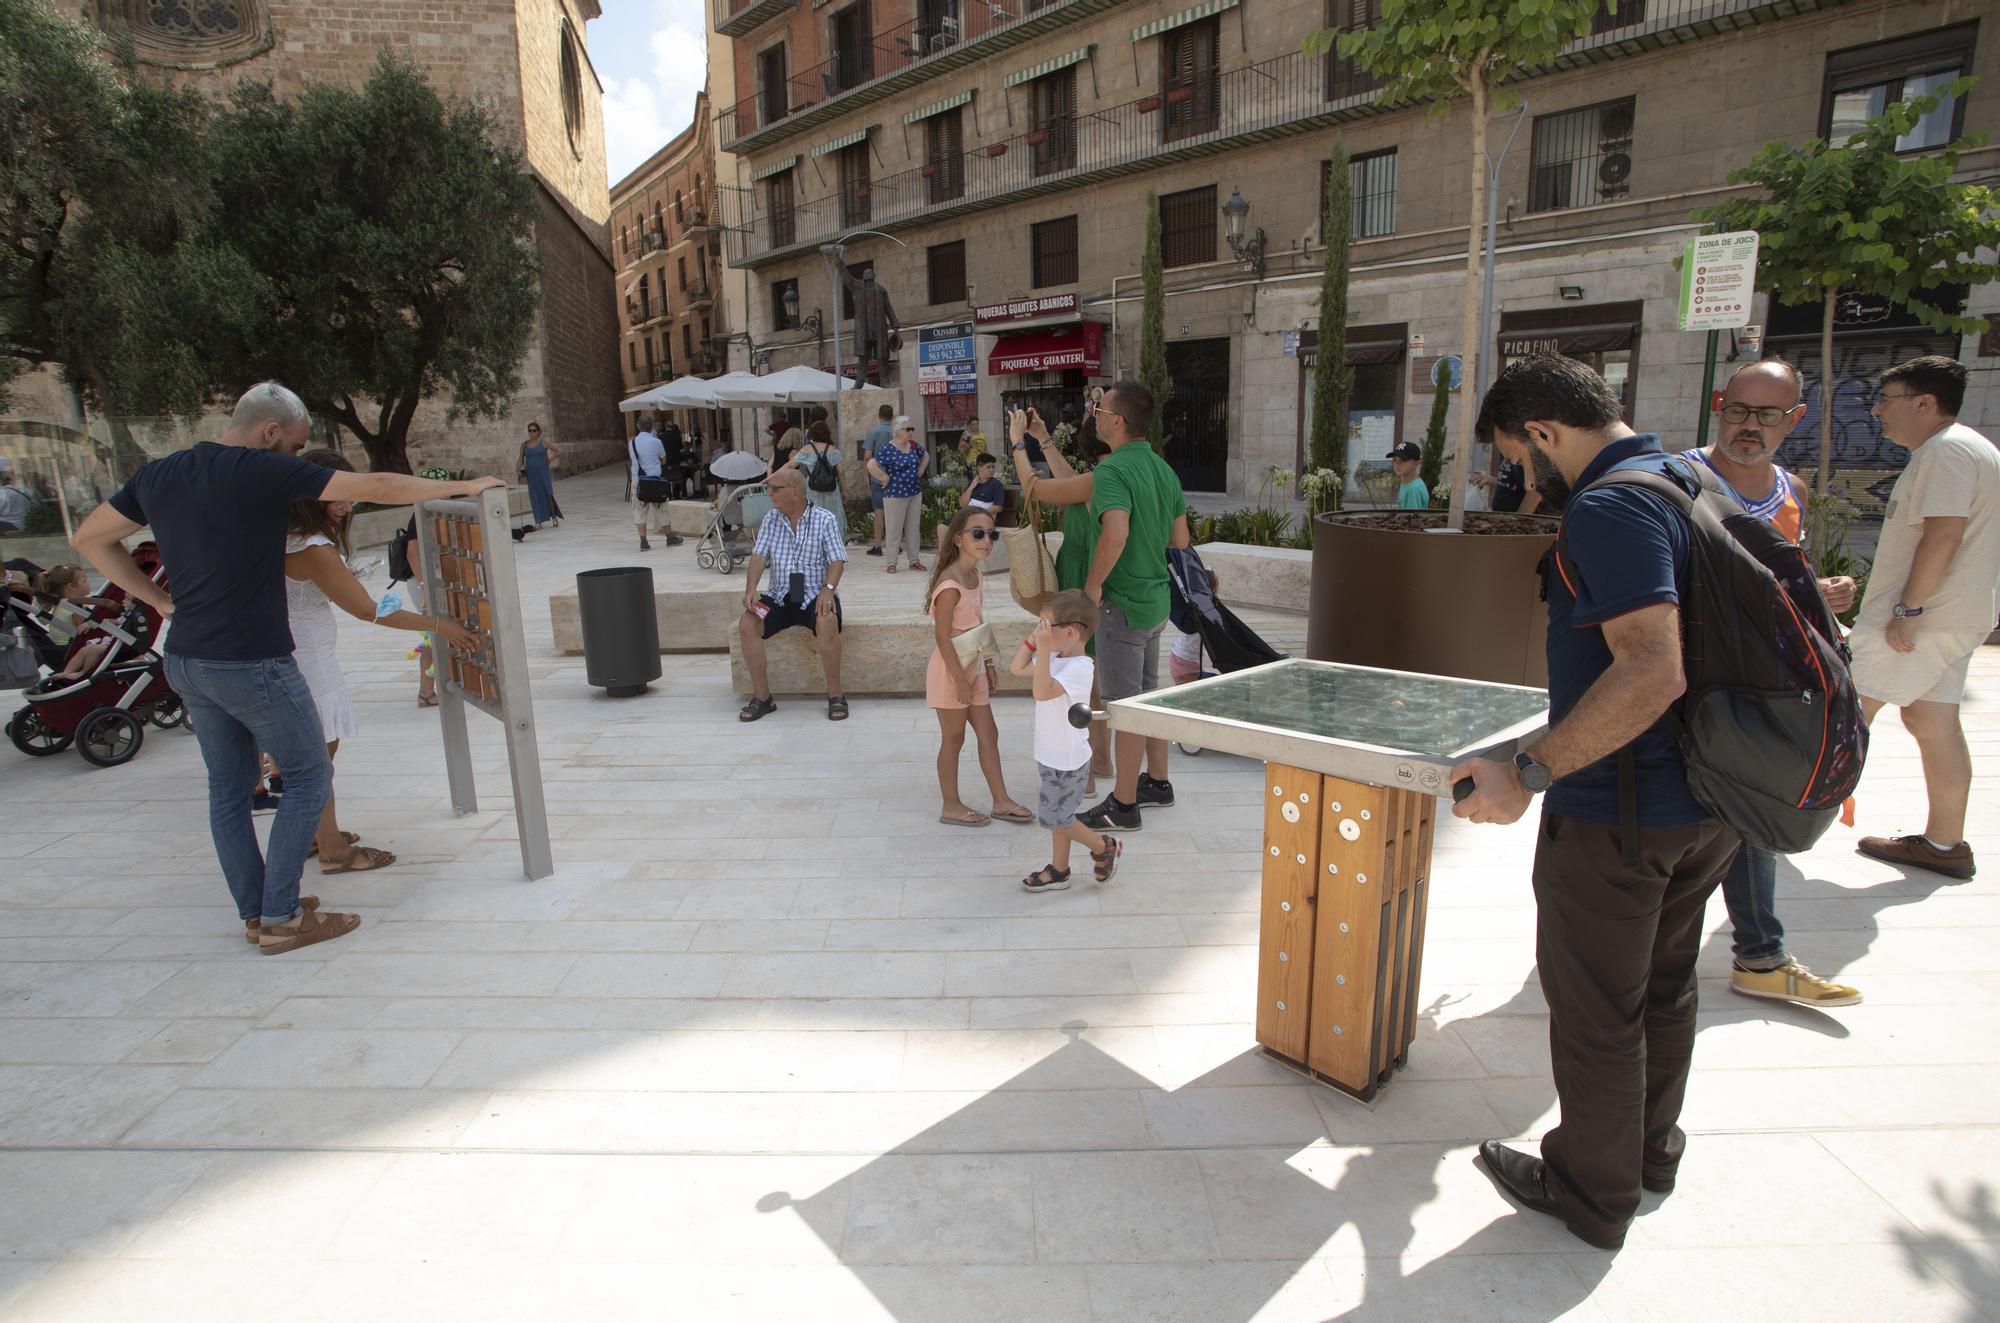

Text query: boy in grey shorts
(1009, 589), (1122, 893)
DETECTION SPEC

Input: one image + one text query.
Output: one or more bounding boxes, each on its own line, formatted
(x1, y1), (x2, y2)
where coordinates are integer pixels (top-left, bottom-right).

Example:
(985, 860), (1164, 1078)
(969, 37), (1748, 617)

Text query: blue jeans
(1721, 844), (1787, 969)
(166, 654), (332, 926)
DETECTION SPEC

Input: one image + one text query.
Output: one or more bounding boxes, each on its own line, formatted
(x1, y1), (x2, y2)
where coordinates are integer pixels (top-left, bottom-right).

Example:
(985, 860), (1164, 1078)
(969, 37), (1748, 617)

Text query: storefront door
(1498, 301), (1643, 421)
(1162, 338), (1231, 492)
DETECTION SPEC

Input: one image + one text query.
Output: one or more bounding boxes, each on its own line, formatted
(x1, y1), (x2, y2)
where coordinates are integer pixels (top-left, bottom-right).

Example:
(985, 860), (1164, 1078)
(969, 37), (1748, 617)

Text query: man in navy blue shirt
(72, 382), (503, 954)
(1450, 355), (1739, 1250)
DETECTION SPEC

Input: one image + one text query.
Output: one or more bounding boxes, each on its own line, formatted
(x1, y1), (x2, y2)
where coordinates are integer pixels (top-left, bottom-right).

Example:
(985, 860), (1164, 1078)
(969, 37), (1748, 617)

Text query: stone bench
(728, 613), (1040, 699)
(549, 587), (741, 654)
(1194, 542), (1312, 611)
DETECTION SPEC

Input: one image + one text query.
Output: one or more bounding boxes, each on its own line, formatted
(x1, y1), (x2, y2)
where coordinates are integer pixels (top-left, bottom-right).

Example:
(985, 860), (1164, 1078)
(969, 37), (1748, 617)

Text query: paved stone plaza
(1, 468), (1996, 1321)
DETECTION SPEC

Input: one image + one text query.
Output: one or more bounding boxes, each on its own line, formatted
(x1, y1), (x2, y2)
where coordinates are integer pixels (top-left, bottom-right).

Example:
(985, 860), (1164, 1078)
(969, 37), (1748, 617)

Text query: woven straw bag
(1002, 495), (1059, 615)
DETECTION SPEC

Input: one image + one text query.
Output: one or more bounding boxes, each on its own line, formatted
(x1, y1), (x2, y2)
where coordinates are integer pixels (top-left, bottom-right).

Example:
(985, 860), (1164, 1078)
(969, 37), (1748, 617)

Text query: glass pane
(1896, 69), (1959, 151)
(1829, 85), (1887, 144)
(1600, 349), (1631, 409)
(1144, 661), (1547, 759)
(1350, 360), (1397, 411)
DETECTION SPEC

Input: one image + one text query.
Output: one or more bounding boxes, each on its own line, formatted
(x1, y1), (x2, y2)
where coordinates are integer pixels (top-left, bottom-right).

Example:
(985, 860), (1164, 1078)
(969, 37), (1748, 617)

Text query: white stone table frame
(1109, 658), (1547, 1100)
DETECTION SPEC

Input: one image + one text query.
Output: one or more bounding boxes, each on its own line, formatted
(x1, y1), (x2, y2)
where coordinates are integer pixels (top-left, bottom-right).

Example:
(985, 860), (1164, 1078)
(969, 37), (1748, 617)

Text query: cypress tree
(1307, 143), (1354, 500)
(1138, 189), (1173, 454)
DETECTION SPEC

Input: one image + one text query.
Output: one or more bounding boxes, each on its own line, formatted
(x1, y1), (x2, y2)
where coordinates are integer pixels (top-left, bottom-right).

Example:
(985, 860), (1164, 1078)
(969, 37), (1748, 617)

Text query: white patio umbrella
(617, 384), (673, 413)
(710, 365), (861, 406)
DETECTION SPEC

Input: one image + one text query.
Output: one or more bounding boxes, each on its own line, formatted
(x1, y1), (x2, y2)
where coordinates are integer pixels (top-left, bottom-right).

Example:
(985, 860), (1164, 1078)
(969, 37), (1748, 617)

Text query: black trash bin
(577, 567), (661, 697)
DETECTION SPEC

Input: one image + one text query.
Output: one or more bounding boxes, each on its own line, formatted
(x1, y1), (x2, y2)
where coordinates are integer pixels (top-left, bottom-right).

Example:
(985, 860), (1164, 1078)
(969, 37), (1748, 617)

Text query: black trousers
(1531, 811), (1738, 1237)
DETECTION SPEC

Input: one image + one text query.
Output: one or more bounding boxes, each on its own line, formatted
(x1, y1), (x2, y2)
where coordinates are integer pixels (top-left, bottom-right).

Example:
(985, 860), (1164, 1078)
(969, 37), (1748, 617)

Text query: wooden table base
(1255, 762), (1437, 1101)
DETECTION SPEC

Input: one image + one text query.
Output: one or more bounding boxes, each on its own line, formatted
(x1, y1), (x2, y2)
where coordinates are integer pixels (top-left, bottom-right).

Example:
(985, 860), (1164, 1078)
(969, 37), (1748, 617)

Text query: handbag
(632, 439), (671, 504)
(806, 442), (838, 493)
(1001, 493), (1059, 615)
(949, 622), (1001, 673)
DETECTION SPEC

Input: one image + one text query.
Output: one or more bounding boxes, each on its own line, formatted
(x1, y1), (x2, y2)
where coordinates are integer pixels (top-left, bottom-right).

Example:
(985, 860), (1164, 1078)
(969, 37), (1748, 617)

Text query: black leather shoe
(1642, 1165), (1676, 1195)
(1477, 1140), (1627, 1250)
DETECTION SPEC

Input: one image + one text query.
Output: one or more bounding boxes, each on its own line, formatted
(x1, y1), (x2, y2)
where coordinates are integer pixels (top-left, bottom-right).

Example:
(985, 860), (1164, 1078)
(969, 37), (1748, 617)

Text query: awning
(809, 124), (878, 158)
(988, 321), (1106, 376)
(1497, 320), (1637, 355)
(902, 89), (974, 125)
(749, 155), (799, 182)
(1004, 45), (1095, 88)
(1131, 0), (1238, 43)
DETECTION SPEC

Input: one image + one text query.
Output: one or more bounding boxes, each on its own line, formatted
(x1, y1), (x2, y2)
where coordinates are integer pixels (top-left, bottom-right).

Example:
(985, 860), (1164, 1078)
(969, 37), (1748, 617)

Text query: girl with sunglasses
(924, 506), (1032, 827)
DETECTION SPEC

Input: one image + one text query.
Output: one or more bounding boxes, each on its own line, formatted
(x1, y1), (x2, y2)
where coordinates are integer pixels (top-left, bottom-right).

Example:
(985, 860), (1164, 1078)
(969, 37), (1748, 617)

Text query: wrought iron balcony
(714, 0), (794, 39)
(717, 0), (1846, 268)
(717, 0), (1130, 153)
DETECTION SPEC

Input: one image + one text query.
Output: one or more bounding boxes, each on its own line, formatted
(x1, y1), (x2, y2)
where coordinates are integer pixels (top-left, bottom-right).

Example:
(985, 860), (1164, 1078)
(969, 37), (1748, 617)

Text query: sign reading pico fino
(1678, 229), (1760, 332)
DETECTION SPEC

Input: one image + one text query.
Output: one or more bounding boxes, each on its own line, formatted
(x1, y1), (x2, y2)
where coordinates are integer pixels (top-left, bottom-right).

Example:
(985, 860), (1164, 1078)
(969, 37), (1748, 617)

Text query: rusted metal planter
(1306, 510), (1559, 687)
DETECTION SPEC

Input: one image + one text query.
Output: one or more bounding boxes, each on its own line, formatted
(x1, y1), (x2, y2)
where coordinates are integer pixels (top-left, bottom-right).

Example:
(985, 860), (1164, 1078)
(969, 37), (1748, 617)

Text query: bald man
(1686, 359), (1861, 1009)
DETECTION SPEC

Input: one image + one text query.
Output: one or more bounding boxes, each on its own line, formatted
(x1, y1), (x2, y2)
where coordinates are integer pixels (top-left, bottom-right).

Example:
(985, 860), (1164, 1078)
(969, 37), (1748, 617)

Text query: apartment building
(612, 89), (735, 442)
(707, 0), (1996, 503)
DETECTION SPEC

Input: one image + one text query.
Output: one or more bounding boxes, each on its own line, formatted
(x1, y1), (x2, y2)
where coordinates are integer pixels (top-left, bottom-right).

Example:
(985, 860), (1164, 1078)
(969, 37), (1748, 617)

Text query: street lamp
(1222, 186), (1266, 280)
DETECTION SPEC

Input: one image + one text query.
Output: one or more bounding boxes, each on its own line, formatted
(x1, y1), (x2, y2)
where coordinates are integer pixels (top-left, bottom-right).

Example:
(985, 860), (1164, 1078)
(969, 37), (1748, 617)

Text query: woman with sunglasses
(517, 422), (561, 530)
(866, 416), (929, 573)
(924, 506), (1031, 827)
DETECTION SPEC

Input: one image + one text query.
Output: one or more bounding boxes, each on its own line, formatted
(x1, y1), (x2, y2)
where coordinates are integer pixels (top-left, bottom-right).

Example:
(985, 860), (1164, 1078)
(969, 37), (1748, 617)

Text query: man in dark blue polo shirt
(72, 382), (503, 954)
(1449, 355), (1739, 1250)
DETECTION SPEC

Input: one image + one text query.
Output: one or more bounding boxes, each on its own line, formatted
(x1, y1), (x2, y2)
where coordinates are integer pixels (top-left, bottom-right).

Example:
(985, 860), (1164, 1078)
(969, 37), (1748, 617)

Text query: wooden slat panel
(1390, 785), (1436, 1069)
(1306, 779), (1391, 1094)
(1254, 764), (1321, 1065)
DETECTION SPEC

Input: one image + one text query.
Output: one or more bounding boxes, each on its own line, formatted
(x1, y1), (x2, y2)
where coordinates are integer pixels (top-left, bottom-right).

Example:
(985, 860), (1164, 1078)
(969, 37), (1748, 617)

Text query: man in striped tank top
(1692, 360), (1863, 1008)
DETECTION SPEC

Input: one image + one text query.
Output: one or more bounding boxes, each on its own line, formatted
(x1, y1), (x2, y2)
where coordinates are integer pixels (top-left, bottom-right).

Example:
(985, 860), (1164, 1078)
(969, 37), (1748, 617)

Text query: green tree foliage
(1692, 78), (1997, 490)
(1306, 0), (1611, 527)
(0, 0), (252, 420)
(1138, 189), (1172, 455)
(209, 53), (541, 472)
(1419, 367), (1453, 497)
(1307, 143), (1354, 499)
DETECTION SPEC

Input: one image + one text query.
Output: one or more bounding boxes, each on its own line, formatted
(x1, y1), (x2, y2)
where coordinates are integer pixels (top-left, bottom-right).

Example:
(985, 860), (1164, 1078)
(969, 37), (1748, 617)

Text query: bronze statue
(842, 267), (900, 387)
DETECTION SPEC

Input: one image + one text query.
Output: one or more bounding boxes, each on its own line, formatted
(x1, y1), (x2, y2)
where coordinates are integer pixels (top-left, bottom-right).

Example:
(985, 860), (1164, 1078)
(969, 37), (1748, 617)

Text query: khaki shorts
(1848, 624), (1989, 707)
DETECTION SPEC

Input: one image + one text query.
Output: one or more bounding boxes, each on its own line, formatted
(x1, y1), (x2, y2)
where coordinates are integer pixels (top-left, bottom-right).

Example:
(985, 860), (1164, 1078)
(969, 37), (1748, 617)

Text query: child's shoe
(1022, 864), (1072, 893)
(1091, 838), (1123, 883)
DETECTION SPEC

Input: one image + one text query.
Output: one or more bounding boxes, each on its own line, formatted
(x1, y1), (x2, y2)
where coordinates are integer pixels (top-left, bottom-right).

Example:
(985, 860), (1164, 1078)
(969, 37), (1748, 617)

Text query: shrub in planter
(1136, 95), (1162, 113)
(1024, 129), (1049, 145)
(985, 142), (1008, 157)
(1165, 86), (1195, 103)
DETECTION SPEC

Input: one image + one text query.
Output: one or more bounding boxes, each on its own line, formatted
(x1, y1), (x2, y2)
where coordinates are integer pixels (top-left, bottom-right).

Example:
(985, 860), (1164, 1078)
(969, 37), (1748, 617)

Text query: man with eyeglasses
(1072, 381), (1192, 834)
(1847, 355), (1999, 881)
(1685, 360), (1863, 1008)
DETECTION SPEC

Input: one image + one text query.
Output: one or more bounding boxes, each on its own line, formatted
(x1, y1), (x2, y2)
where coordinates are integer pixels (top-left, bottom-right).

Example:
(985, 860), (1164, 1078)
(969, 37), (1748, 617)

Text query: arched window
(674, 191), (686, 225)
(91, 0), (271, 67)
(559, 18), (585, 156)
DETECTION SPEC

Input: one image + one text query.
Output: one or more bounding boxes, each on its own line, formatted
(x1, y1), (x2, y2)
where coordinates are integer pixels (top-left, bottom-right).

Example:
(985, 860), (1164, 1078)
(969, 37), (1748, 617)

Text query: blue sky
(589, 0), (710, 188)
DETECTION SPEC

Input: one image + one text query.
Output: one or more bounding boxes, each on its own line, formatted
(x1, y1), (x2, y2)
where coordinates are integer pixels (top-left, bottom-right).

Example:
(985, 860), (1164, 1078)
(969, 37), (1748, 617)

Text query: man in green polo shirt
(1077, 379), (1191, 834)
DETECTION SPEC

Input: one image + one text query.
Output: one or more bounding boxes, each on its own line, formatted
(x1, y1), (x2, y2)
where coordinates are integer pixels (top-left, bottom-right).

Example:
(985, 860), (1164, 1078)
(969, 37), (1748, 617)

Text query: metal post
(1694, 329), (1720, 450)
(473, 484), (554, 881)
(821, 242), (848, 458)
(1475, 104), (1529, 404)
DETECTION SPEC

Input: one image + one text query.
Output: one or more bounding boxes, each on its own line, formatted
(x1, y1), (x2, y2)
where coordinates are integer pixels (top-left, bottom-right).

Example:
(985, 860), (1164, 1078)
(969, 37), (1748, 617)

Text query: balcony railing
(718, 0), (1845, 267)
(714, 0), (794, 38)
(717, 0), (1127, 151)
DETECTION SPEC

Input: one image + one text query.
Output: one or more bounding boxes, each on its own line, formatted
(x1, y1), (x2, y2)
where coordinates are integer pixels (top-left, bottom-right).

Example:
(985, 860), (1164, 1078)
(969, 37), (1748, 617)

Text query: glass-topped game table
(1109, 659), (1548, 1100)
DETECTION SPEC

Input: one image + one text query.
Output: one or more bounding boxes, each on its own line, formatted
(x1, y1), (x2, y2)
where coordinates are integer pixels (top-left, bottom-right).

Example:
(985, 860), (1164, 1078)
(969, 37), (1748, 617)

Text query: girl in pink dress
(925, 507), (1032, 827)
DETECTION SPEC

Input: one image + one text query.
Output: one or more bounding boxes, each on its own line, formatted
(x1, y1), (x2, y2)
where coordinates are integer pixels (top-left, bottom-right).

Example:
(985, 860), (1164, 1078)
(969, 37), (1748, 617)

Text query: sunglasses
(964, 527), (998, 542)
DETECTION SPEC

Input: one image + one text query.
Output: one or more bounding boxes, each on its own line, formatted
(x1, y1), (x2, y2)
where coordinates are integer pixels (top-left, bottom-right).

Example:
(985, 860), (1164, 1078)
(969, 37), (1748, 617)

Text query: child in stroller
(29, 565), (123, 679)
(6, 543), (182, 766)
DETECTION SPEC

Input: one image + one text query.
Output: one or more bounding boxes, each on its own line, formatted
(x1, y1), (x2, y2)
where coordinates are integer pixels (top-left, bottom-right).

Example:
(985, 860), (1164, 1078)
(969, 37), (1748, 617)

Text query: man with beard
(1451, 354), (1739, 1250)
(1685, 359), (1862, 1008)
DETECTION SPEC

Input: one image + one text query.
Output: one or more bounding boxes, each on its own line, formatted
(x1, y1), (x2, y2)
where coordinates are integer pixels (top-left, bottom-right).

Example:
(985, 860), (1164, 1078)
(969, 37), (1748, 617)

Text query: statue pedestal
(838, 386), (902, 499)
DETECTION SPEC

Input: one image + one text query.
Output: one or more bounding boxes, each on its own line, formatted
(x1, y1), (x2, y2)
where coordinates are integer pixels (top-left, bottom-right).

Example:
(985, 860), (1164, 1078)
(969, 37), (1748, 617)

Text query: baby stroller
(5, 543), (183, 768)
(1165, 544), (1286, 756)
(694, 481), (774, 575)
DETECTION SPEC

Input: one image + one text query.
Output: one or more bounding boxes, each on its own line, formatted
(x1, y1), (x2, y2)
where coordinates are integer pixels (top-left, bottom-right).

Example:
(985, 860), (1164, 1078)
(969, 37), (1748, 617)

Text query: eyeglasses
(1089, 404), (1122, 422)
(1719, 404), (1796, 426)
(965, 527), (998, 542)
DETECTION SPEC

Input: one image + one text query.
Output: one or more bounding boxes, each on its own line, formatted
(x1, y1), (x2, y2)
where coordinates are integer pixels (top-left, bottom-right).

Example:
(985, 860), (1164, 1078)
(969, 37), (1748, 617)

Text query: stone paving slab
(0, 466), (1995, 1321)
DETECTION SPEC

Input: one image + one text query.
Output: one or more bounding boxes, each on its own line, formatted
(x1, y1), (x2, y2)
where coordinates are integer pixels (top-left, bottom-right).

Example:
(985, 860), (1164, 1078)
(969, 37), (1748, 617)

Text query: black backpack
(1552, 458), (1866, 854)
(388, 518), (417, 584)
(806, 442), (838, 493)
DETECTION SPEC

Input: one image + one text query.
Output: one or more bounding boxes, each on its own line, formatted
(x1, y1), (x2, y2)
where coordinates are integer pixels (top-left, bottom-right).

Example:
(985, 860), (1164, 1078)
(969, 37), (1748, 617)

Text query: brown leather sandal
(305, 832), (360, 859)
(257, 906), (360, 955)
(245, 895), (319, 943)
(318, 844), (396, 874)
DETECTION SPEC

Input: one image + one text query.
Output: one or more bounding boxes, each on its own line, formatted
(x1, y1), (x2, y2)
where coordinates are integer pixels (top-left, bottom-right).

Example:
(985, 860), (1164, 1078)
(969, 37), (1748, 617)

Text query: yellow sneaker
(1731, 960), (1861, 1008)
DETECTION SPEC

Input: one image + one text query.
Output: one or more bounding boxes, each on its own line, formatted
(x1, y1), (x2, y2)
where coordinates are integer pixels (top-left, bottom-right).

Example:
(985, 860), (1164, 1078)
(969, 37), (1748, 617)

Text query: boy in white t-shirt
(1010, 588), (1122, 892)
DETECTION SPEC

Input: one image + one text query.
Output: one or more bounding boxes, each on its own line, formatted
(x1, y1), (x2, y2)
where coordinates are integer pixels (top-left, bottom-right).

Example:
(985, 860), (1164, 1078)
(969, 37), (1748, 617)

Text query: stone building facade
(708, 0), (1996, 504)
(17, 0), (624, 479)
(610, 89), (737, 446)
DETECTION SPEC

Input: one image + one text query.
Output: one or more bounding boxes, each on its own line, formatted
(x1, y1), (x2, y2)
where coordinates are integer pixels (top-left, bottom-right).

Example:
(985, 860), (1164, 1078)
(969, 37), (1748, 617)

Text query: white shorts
(1848, 624), (1989, 707)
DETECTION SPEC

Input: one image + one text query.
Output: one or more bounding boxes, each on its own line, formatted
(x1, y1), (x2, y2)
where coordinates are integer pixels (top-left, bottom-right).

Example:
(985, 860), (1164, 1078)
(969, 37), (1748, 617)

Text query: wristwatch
(1892, 602), (1924, 619)
(1513, 751), (1553, 794)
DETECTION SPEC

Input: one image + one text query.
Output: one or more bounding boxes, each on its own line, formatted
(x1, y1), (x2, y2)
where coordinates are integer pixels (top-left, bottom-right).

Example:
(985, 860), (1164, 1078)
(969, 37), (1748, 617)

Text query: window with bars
(1529, 97), (1635, 213)
(628, 341), (637, 371)
(772, 277), (799, 330)
(636, 273), (652, 322)
(678, 256), (688, 292)
(759, 45), (789, 128)
(1322, 0), (1383, 103)
(1161, 17), (1221, 144)
(839, 141), (872, 227)
(1318, 149), (1396, 238)
(1159, 185), (1217, 268)
(926, 108), (964, 204)
(833, 0), (874, 88)
(766, 170), (796, 249)
(1821, 24), (1973, 151)
(1032, 216), (1078, 288)
(1030, 67), (1077, 176)
(683, 324), (695, 363)
(928, 241), (968, 306)
(674, 191), (685, 225)
(644, 336), (657, 380)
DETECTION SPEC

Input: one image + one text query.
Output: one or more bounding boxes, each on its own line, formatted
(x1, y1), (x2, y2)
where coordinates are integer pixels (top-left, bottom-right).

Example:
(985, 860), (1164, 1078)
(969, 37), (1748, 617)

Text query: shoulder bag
(1001, 492), (1059, 615)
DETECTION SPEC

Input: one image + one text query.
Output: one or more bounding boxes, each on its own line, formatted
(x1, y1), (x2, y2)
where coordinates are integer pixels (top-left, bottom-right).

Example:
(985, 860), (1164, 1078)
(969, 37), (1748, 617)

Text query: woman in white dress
(286, 451), (474, 873)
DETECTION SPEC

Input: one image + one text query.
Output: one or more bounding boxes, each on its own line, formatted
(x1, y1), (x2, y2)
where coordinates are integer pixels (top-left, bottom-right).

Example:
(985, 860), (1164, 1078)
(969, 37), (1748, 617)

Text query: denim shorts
(868, 477), (886, 510)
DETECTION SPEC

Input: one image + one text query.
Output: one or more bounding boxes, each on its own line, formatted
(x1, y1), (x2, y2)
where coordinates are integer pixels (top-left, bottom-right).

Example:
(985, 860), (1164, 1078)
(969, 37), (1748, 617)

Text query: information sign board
(1679, 230), (1760, 331)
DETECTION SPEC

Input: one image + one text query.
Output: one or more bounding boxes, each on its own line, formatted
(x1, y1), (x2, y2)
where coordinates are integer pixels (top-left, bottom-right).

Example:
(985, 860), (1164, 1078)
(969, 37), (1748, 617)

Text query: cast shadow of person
(759, 985), (1614, 1323)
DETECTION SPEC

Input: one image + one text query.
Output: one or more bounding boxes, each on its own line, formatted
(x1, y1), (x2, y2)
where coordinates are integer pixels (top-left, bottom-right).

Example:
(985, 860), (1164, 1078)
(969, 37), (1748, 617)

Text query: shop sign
(972, 293), (1078, 327)
(919, 322), (976, 364)
(1678, 229), (1759, 331)
(1283, 330), (1301, 357)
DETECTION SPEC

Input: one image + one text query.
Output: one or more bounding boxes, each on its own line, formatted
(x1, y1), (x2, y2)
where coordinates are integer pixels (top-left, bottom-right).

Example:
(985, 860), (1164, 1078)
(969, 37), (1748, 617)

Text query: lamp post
(1222, 186), (1267, 281)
